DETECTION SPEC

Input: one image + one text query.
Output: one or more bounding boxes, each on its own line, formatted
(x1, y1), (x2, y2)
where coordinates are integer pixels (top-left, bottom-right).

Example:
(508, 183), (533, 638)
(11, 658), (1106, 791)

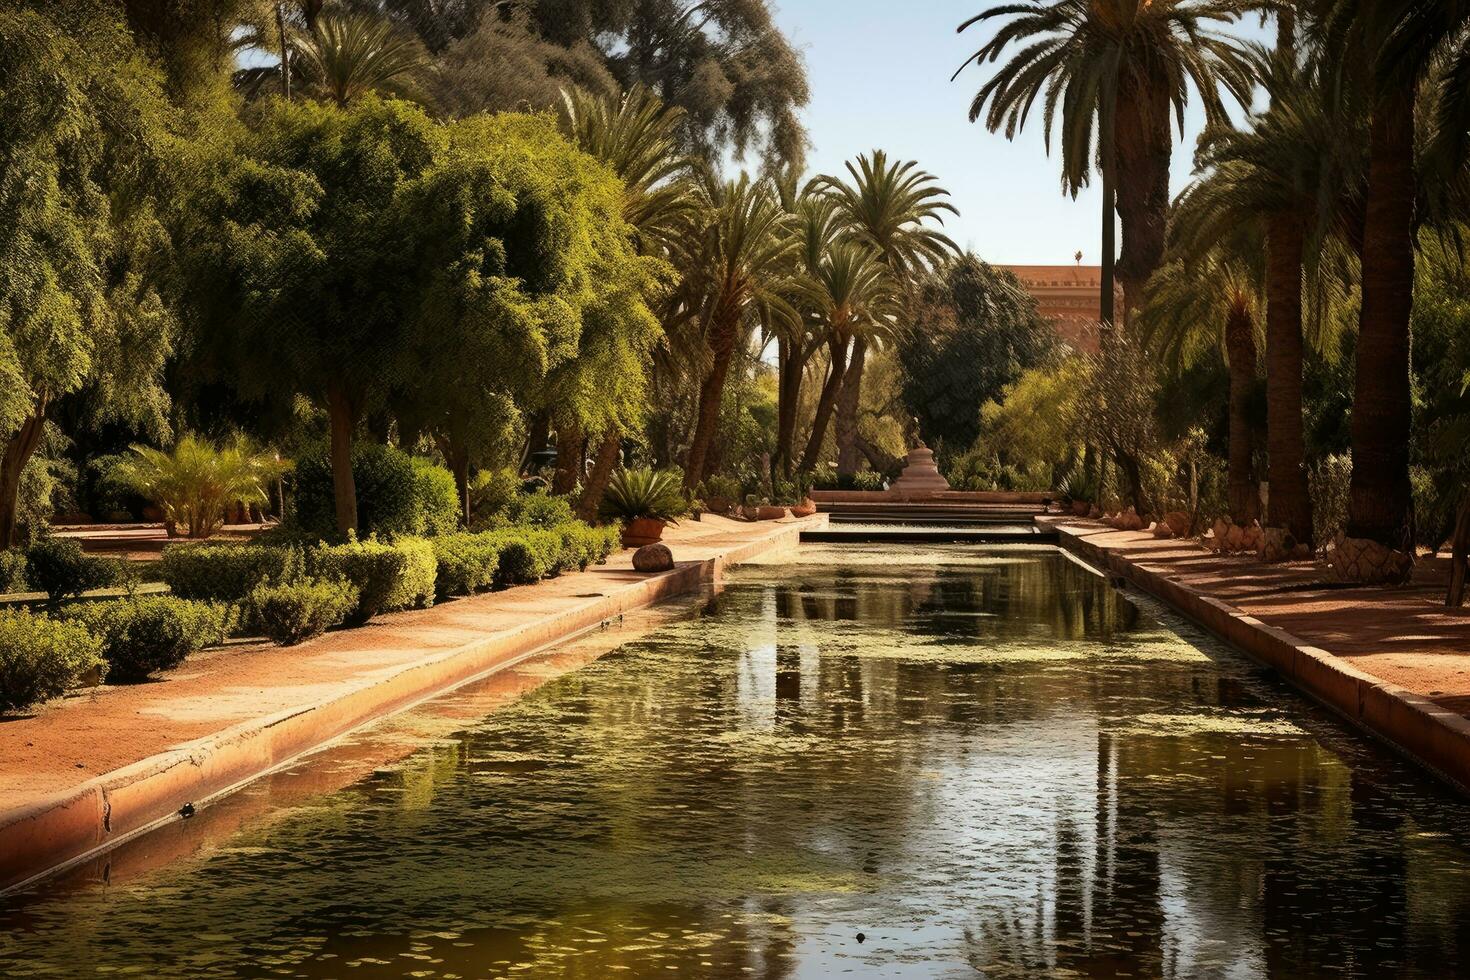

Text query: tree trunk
(1347, 83), (1417, 552)
(1115, 449), (1146, 515)
(435, 435), (471, 527)
(0, 400), (48, 549)
(835, 336), (867, 476)
(1265, 212), (1312, 545)
(798, 336), (850, 472)
(1113, 75), (1171, 324)
(1447, 494), (1470, 607)
(1100, 104), (1117, 331)
(325, 383), (358, 537)
(577, 431), (622, 523)
(855, 432), (901, 480)
(1224, 301), (1261, 525)
(522, 412), (550, 475)
(775, 334), (805, 479)
(553, 422), (583, 496)
(685, 312), (740, 490)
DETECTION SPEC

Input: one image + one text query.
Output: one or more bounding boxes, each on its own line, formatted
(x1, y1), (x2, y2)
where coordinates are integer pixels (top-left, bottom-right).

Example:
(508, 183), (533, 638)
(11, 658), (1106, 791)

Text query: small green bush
(387, 537), (437, 610)
(0, 611), (104, 713)
(26, 538), (118, 603)
(249, 577), (359, 646)
(68, 597), (234, 683)
(0, 549), (28, 594)
(160, 543), (296, 602)
(293, 441), (420, 540)
(412, 458), (461, 536)
(430, 533), (501, 598)
(507, 491), (576, 528)
(554, 522), (618, 572)
(599, 468), (687, 524)
(469, 468), (519, 527)
(307, 538), (409, 625)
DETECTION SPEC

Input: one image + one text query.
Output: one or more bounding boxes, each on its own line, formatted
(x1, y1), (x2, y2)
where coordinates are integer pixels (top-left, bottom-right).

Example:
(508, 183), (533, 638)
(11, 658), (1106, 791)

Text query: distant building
(996, 264), (1121, 353)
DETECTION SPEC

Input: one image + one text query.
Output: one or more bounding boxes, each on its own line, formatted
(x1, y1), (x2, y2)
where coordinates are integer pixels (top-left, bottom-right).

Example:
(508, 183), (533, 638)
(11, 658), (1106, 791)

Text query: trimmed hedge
(0, 549), (27, 594)
(307, 538), (408, 625)
(26, 538), (117, 603)
(507, 491), (576, 529)
(249, 577), (359, 646)
(387, 536), (437, 610)
(430, 533), (501, 598)
(489, 527), (561, 585)
(412, 459), (461, 537)
(68, 597), (235, 684)
(429, 521), (619, 597)
(0, 611), (104, 714)
(294, 443), (459, 540)
(160, 543), (298, 602)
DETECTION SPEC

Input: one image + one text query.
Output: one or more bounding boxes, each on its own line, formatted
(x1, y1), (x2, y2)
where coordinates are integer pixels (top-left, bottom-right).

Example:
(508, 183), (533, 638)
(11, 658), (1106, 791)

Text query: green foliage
(307, 538), (410, 625)
(411, 459), (461, 536)
(430, 533), (501, 598)
(599, 469), (687, 523)
(469, 469), (521, 528)
(290, 9), (429, 107)
(507, 491), (576, 529)
(0, 550), (27, 594)
(811, 470), (884, 492)
(67, 597), (233, 684)
(978, 357), (1089, 475)
(25, 538), (117, 604)
(249, 577), (359, 646)
(160, 543), (297, 602)
(110, 435), (285, 539)
(490, 528), (561, 585)
(0, 610), (104, 713)
(294, 442), (429, 540)
(900, 256), (1054, 461)
(387, 536), (438, 611)
(947, 452), (1053, 493)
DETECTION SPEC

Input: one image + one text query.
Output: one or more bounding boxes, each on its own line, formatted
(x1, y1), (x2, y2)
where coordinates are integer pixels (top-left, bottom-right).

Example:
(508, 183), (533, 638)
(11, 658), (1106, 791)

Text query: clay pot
(706, 495), (734, 516)
(757, 505), (788, 521)
(1071, 500), (1091, 517)
(620, 516), (666, 548)
(789, 499), (817, 518)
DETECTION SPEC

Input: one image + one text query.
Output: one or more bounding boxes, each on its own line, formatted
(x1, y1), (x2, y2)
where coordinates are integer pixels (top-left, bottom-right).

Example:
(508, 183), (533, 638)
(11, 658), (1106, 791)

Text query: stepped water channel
(4, 543), (1470, 978)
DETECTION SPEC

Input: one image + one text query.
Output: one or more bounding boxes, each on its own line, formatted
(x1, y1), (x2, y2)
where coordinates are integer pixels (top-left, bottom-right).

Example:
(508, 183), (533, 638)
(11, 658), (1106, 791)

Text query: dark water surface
(5, 545), (1470, 979)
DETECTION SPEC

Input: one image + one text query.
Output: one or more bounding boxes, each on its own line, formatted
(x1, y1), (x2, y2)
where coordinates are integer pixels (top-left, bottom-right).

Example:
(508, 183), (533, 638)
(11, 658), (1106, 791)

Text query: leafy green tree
(432, 8), (615, 116)
(816, 151), (958, 474)
(955, 0), (1256, 320)
(897, 257), (1054, 465)
(0, 4), (177, 547)
(186, 95), (442, 536)
(291, 8), (429, 106)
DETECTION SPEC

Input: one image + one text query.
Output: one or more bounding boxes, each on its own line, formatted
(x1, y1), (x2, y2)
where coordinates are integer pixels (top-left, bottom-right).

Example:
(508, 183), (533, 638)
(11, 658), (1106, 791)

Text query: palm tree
(797, 242), (902, 472)
(816, 151), (958, 475)
(112, 436), (286, 540)
(291, 8), (428, 107)
(1325, 1), (1470, 575)
(675, 172), (800, 489)
(955, 0), (1257, 321)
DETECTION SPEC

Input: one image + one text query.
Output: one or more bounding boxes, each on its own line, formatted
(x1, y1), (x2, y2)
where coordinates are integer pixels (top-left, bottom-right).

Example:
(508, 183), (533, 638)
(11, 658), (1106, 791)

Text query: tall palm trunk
(577, 431), (621, 523)
(325, 382), (358, 536)
(799, 335), (851, 472)
(1224, 300), (1260, 524)
(0, 399), (47, 549)
(774, 334), (804, 479)
(1100, 94), (1117, 329)
(835, 335), (867, 475)
(1346, 83), (1416, 551)
(1265, 211), (1312, 545)
(685, 307), (739, 490)
(1113, 77), (1171, 323)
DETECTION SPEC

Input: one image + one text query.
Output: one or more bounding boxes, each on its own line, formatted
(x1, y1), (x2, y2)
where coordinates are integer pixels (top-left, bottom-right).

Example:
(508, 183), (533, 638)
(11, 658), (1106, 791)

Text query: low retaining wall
(0, 521), (807, 894)
(1050, 519), (1470, 793)
(812, 489), (1053, 505)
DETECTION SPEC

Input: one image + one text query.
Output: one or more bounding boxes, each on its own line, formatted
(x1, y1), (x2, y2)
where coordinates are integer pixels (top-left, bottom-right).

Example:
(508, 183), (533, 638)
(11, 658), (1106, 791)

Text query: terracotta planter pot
(757, 505), (788, 521)
(621, 516), (666, 548)
(741, 506), (761, 521)
(707, 495), (734, 516)
(1072, 500), (1091, 517)
(789, 500), (817, 518)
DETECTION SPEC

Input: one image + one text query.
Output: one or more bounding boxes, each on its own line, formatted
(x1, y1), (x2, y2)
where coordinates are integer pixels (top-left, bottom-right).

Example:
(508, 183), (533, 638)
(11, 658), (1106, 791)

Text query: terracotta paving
(1042, 517), (1470, 714)
(0, 516), (803, 813)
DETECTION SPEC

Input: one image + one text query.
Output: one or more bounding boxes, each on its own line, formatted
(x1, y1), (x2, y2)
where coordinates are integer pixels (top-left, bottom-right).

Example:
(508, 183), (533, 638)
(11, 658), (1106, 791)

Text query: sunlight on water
(4, 546), (1470, 979)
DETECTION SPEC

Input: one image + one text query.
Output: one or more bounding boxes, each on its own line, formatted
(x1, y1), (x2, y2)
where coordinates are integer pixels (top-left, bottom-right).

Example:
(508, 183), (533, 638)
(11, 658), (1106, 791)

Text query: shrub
(430, 533), (501, 598)
(25, 538), (117, 604)
(293, 441), (420, 540)
(811, 469), (885, 492)
(0, 549), (27, 594)
(491, 529), (559, 585)
(556, 522), (621, 571)
(160, 543), (297, 602)
(249, 577), (359, 646)
(307, 538), (409, 625)
(469, 468), (519, 527)
(599, 468), (687, 524)
(109, 436), (284, 540)
(1309, 454), (1353, 548)
(412, 458), (461, 536)
(0, 611), (104, 713)
(387, 537), (437, 610)
(507, 490), (575, 528)
(68, 597), (234, 683)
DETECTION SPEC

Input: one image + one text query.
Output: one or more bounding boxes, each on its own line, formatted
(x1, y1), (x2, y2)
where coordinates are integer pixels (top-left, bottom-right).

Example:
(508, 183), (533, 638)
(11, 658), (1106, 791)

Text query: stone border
(0, 520), (810, 895)
(1047, 518), (1470, 793)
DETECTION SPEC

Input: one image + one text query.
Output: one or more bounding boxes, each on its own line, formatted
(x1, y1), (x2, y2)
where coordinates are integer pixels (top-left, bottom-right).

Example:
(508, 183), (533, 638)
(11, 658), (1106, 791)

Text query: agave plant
(598, 468), (687, 525)
(111, 436), (287, 539)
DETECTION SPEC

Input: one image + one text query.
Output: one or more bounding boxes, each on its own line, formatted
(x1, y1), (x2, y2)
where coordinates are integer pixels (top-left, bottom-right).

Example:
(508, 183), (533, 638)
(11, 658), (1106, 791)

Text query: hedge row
(430, 522), (620, 599)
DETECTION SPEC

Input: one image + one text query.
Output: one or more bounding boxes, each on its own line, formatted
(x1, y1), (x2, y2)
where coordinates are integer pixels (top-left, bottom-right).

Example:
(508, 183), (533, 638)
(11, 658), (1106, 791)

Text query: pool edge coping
(1044, 516), (1470, 795)
(0, 519), (813, 896)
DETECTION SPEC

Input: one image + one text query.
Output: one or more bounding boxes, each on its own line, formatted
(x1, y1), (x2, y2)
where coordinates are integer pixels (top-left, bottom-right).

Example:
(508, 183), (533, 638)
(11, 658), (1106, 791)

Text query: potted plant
(756, 497), (787, 521)
(698, 475), (741, 517)
(782, 474), (817, 518)
(1060, 471), (1097, 517)
(741, 493), (761, 521)
(600, 468), (687, 547)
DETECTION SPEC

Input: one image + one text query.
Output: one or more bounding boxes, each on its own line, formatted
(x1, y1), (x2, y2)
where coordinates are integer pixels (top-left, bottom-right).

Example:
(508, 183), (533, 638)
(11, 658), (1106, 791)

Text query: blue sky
(770, 0), (1272, 265)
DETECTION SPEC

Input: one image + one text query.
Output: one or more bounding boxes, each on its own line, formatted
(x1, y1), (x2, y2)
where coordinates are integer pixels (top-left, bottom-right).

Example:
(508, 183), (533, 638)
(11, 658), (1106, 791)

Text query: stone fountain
(888, 444), (950, 499)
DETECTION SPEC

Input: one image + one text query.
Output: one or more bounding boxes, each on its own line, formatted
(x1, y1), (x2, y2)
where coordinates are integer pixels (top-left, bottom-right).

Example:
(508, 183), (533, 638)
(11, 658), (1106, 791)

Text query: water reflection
(3, 545), (1470, 979)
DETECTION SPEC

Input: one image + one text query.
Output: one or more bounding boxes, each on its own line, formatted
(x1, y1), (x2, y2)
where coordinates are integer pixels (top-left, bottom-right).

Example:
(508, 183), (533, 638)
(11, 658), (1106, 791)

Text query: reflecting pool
(5, 545), (1470, 979)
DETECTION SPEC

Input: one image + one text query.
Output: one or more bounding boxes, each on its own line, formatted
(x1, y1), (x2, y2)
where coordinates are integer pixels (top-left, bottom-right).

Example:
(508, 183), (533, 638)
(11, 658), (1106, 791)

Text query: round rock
(632, 543), (674, 573)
